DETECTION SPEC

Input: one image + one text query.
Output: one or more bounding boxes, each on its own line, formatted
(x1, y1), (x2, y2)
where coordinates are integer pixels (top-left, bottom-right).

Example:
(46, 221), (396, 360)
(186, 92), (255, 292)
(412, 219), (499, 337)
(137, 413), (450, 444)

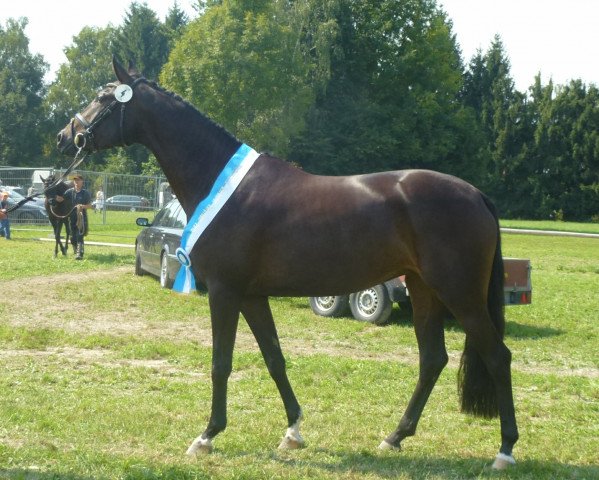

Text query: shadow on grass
(268, 450), (599, 480)
(442, 318), (563, 340)
(2, 453), (597, 480)
(84, 252), (132, 264)
(0, 470), (93, 480)
(244, 297), (561, 342)
(504, 321), (563, 339)
(388, 307), (563, 341)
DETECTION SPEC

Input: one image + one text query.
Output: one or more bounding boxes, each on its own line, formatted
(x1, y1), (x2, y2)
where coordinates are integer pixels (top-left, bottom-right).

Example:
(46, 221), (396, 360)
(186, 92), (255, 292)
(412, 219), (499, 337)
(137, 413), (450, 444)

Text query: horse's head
(41, 174), (71, 200)
(40, 174), (55, 189)
(56, 57), (142, 156)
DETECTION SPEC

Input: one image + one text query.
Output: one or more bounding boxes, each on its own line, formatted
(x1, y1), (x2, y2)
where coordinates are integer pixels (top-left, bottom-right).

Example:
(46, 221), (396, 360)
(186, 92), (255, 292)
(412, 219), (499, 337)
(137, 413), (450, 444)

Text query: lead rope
(49, 204), (78, 220)
(76, 208), (85, 235)
(5, 146), (87, 214)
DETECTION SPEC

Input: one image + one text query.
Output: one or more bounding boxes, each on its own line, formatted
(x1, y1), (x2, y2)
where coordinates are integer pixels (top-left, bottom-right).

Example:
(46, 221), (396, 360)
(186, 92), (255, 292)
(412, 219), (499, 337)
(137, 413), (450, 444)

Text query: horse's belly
(247, 230), (413, 297)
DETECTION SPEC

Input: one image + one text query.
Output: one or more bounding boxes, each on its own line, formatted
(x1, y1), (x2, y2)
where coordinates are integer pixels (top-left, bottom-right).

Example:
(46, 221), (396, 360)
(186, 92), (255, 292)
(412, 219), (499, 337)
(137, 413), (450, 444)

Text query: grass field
(12, 215), (599, 249)
(0, 228), (597, 479)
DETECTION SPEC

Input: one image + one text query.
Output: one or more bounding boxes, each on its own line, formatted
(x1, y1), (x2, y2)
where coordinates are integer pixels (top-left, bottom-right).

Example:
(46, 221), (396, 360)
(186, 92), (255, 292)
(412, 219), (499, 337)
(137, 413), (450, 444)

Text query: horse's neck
(137, 90), (240, 214)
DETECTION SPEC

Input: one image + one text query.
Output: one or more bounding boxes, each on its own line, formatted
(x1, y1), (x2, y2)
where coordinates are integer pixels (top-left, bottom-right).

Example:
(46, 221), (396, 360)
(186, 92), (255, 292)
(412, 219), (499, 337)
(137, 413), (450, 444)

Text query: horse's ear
(113, 56), (134, 84)
(40, 175), (45, 182)
(127, 60), (140, 76)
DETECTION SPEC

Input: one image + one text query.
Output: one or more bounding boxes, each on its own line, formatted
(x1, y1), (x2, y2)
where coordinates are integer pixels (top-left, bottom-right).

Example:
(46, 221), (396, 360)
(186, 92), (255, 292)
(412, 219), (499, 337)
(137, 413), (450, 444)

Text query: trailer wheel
(349, 285), (392, 325)
(309, 295), (349, 317)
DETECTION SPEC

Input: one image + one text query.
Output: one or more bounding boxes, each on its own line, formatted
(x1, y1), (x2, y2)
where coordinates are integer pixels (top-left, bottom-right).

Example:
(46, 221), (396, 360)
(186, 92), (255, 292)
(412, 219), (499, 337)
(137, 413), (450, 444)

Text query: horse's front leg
(241, 295), (304, 449)
(57, 222), (67, 256)
(51, 222), (60, 257)
(64, 220), (71, 255)
(187, 286), (241, 455)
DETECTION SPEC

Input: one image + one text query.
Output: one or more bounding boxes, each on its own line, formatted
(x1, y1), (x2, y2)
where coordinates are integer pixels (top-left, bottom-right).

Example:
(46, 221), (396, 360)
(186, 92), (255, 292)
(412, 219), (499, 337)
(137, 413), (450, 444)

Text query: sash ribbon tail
(173, 263), (196, 293)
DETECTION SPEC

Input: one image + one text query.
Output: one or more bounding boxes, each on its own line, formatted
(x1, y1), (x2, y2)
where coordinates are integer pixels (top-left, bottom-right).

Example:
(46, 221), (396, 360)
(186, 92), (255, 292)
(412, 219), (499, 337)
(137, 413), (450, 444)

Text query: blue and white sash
(172, 143), (260, 293)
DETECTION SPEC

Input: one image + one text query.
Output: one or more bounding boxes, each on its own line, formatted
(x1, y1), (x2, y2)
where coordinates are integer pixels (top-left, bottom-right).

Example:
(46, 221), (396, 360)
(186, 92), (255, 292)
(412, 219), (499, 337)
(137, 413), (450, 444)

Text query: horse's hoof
(491, 452), (516, 470)
(378, 440), (400, 451)
(278, 435), (305, 450)
(186, 435), (213, 456)
(279, 416), (305, 450)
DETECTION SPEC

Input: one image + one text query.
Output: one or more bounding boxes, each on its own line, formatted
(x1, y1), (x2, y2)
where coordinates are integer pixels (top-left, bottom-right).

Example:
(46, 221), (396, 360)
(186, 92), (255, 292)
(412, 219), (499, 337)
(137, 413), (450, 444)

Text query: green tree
(112, 1), (191, 174)
(289, 0), (485, 183)
(113, 1), (171, 80)
(46, 2), (189, 173)
(164, 1), (190, 48)
(160, 0), (318, 157)
(43, 25), (117, 168)
(463, 37), (599, 220)
(0, 18), (48, 167)
(461, 36), (524, 205)
(529, 79), (599, 220)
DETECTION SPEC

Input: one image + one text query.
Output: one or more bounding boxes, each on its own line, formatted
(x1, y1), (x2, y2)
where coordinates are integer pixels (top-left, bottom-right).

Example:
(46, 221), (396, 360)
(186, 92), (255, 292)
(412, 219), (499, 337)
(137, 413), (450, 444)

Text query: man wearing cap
(56, 173), (92, 259)
(0, 191), (11, 240)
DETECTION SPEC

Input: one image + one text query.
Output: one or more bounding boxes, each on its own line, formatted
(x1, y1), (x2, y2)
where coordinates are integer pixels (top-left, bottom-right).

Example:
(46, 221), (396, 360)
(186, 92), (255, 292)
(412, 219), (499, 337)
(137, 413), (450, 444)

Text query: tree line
(1, 0), (597, 221)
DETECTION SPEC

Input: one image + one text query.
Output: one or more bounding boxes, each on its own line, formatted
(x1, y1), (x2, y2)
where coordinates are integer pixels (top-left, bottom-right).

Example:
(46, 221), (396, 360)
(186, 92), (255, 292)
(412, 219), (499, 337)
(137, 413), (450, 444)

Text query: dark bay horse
(41, 175), (74, 257)
(56, 58), (518, 469)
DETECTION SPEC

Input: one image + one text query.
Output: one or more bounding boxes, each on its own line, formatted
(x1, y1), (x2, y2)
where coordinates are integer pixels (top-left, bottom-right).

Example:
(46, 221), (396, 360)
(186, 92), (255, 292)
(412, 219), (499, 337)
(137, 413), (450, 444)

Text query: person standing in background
(56, 174), (92, 259)
(95, 186), (105, 213)
(0, 191), (11, 240)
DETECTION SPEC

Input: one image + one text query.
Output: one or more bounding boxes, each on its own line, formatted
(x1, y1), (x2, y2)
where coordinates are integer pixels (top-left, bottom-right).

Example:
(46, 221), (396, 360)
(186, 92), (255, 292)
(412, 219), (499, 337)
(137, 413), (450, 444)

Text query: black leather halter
(73, 77), (144, 151)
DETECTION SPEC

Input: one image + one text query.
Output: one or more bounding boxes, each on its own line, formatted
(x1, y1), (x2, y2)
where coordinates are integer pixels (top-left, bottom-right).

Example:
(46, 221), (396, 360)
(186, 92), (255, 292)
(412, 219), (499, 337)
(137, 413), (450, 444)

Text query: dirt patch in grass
(1, 268), (596, 379)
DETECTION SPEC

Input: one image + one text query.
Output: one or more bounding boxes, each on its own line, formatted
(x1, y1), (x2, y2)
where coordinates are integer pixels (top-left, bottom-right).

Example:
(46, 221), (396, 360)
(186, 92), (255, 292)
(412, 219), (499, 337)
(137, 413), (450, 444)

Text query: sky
(440, 0), (599, 90)
(1, 0), (598, 92)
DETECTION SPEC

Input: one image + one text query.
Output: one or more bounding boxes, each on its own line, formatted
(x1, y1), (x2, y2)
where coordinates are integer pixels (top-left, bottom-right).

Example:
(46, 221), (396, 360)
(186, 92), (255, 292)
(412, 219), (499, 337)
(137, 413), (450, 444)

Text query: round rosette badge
(176, 247), (191, 267)
(114, 84), (134, 103)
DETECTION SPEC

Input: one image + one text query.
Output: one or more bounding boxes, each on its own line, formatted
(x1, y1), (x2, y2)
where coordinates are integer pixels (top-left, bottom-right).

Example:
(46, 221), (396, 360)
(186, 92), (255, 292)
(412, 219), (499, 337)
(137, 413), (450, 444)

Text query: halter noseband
(73, 77), (144, 151)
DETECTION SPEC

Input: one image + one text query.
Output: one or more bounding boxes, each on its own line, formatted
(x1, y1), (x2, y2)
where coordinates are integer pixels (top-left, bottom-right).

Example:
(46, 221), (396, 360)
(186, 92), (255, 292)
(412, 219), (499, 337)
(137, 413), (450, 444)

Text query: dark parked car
(1, 189), (49, 225)
(135, 198), (185, 288)
(102, 194), (151, 211)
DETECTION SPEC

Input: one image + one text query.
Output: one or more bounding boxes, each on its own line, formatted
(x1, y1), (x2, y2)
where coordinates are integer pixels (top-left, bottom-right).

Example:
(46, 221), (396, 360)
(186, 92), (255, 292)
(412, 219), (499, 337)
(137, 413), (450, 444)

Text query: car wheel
(135, 250), (145, 276)
(349, 284), (393, 325)
(309, 295), (349, 317)
(160, 252), (173, 289)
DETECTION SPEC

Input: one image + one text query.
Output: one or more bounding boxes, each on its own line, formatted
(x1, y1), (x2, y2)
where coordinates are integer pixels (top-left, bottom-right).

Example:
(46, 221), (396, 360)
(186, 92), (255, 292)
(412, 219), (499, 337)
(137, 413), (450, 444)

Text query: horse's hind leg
(450, 304), (518, 468)
(380, 273), (448, 450)
(240, 295), (303, 449)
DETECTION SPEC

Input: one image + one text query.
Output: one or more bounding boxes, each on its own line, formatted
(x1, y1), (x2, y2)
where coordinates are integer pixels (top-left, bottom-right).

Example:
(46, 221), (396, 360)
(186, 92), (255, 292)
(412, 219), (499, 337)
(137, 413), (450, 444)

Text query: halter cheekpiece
(73, 78), (143, 151)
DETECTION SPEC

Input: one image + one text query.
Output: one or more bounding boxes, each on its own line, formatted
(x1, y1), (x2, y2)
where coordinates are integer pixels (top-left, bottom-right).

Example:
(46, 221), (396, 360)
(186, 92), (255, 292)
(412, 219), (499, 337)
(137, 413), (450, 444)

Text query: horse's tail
(457, 193), (505, 418)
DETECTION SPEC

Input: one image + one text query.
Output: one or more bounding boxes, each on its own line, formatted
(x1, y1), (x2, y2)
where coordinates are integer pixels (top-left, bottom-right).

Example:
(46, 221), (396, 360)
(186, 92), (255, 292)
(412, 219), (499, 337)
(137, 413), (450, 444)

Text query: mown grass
(0, 229), (597, 479)
(500, 219), (599, 234)
(11, 209), (154, 245)
(13, 216), (599, 251)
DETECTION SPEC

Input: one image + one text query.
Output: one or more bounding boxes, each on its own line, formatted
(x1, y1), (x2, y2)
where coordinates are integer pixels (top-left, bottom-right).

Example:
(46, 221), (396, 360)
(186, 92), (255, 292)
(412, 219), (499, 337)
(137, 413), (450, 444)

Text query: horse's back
(200, 159), (498, 296)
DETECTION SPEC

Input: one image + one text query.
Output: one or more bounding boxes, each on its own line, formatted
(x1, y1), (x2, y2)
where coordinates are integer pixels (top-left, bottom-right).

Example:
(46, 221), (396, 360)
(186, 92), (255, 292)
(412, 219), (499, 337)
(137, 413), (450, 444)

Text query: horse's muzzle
(56, 130), (78, 155)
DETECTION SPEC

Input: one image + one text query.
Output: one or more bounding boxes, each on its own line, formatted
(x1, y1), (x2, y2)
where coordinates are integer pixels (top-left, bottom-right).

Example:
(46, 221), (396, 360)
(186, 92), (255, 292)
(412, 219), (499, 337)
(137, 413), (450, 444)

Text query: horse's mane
(133, 77), (239, 145)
